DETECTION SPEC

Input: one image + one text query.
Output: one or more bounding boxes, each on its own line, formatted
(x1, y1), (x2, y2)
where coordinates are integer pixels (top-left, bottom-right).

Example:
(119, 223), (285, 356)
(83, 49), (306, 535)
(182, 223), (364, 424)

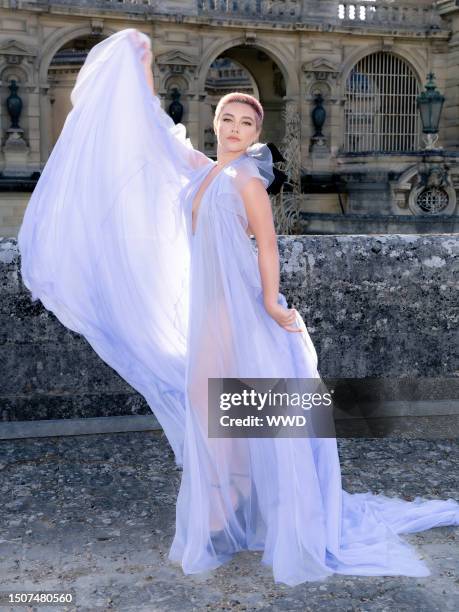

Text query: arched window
(343, 52), (421, 153)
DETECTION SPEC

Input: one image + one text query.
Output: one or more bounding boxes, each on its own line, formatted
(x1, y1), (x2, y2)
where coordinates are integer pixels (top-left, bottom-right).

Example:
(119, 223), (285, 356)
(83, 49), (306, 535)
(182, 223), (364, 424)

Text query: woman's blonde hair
(213, 92), (264, 132)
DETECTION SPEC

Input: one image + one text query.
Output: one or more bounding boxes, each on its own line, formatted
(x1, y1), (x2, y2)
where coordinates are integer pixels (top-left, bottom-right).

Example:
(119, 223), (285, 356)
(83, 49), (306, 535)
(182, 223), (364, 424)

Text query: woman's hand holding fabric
(129, 30), (155, 93)
(264, 303), (303, 333)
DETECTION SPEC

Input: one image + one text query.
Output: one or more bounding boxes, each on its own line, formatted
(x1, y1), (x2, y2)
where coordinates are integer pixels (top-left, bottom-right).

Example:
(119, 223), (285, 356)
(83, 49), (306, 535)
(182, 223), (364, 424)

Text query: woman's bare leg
(187, 297), (250, 532)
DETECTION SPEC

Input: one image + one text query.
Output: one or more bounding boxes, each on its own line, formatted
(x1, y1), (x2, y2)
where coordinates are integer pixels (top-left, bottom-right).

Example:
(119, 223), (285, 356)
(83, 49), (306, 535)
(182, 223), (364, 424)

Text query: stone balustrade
(338, 1), (442, 28)
(12, 1), (444, 28)
(197, 0), (301, 21)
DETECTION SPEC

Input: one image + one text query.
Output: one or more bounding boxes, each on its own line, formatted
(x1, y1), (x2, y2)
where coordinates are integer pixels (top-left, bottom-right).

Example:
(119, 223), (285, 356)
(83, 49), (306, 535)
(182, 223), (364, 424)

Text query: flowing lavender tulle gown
(17, 29), (458, 586)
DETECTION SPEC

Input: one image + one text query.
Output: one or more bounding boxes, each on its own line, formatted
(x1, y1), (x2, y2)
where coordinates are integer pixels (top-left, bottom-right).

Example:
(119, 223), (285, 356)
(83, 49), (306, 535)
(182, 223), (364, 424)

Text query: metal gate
(344, 52), (421, 153)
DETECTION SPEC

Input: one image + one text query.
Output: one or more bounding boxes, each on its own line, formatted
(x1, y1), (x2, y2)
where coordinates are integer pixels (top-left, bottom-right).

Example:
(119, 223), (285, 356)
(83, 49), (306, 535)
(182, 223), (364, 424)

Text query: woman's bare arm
(136, 37), (210, 171)
(241, 178), (302, 333)
(140, 46), (155, 94)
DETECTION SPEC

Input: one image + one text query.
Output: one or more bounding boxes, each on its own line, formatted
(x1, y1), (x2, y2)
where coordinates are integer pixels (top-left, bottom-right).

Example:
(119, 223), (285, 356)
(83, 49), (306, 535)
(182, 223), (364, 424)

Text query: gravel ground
(0, 432), (457, 612)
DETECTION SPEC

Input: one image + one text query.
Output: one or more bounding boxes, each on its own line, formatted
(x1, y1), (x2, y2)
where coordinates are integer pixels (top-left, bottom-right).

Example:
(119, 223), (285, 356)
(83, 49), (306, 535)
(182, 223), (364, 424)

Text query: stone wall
(1, 235), (457, 422)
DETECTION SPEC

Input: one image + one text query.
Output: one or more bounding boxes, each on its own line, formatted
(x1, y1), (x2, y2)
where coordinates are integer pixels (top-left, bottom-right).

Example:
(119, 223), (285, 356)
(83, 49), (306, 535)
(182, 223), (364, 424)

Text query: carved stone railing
(4, 1), (445, 28)
(337, 1), (443, 28)
(8, 0), (169, 13)
(197, 0), (301, 21)
(196, 1), (443, 28)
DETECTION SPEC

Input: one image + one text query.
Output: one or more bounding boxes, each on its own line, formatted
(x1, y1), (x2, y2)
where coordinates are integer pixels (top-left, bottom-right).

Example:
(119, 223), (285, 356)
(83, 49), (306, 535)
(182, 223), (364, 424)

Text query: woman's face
(214, 101), (261, 154)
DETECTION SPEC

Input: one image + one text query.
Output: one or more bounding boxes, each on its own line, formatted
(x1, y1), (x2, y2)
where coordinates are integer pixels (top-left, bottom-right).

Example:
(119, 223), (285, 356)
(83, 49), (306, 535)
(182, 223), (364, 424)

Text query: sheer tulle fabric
(18, 29), (458, 587)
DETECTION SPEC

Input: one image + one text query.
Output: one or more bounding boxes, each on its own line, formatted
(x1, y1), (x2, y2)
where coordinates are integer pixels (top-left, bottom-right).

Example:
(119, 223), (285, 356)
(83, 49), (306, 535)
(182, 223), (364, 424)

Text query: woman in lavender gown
(18, 28), (458, 587)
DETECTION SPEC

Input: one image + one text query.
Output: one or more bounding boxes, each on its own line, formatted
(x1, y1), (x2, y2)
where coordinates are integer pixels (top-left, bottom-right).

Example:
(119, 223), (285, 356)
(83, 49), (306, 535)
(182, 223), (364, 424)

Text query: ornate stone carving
(0, 40), (34, 65)
(409, 165), (456, 215)
(155, 50), (197, 77)
(302, 58), (340, 84)
(392, 163), (458, 216)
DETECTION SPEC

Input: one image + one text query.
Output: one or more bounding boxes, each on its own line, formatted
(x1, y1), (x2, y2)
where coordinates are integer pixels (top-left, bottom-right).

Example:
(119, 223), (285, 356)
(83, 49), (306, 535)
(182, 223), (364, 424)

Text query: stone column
(438, 3), (459, 149)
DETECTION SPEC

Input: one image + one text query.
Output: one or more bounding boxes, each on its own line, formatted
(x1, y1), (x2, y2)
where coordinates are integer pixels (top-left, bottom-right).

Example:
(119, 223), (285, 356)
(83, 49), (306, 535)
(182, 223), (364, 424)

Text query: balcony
(9, 1), (445, 29)
(337, 1), (443, 29)
(197, 1), (442, 28)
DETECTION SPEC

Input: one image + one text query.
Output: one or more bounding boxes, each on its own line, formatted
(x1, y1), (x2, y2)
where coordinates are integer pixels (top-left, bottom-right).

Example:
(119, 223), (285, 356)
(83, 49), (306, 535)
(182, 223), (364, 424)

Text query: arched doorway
(202, 46), (286, 157)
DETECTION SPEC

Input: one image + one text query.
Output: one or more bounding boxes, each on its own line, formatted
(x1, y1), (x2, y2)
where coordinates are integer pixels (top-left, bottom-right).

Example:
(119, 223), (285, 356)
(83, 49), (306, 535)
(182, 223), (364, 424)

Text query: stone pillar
(438, 4), (459, 149)
(187, 90), (202, 151)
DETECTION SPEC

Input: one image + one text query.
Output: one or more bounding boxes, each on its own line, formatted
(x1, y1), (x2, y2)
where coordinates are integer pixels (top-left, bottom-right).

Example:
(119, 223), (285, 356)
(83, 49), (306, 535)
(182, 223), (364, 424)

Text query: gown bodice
(181, 152), (265, 243)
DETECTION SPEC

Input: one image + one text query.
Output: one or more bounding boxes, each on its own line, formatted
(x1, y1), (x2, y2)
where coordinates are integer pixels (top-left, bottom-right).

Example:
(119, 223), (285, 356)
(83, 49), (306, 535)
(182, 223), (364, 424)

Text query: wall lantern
(417, 72), (445, 150)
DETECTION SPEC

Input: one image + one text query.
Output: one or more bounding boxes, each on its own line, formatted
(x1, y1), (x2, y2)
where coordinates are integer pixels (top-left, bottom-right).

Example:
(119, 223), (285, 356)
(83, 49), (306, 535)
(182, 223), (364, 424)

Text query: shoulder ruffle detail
(245, 142), (275, 189)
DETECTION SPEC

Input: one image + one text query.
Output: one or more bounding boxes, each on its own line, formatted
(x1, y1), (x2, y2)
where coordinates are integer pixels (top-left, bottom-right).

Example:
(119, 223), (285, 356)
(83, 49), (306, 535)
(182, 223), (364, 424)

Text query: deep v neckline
(191, 152), (246, 236)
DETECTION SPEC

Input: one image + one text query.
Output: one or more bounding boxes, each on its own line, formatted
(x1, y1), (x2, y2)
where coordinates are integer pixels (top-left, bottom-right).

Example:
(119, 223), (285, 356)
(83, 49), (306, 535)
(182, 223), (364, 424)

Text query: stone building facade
(0, 0), (458, 235)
